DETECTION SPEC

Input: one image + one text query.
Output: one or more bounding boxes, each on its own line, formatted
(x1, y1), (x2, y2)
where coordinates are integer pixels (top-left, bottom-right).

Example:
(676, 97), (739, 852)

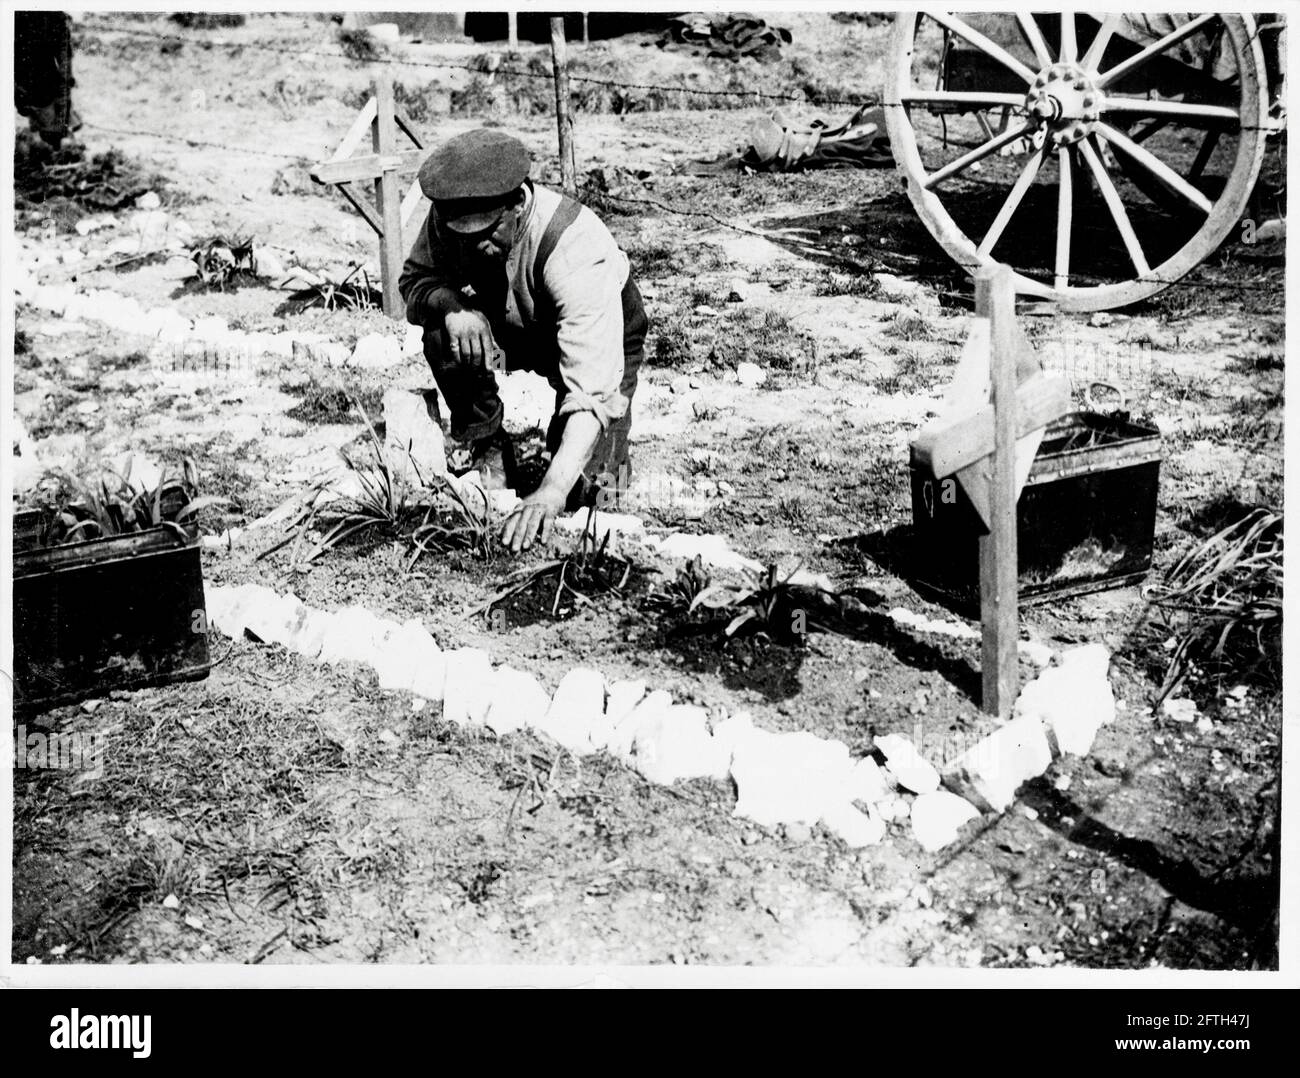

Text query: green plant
(28, 457), (231, 546)
(190, 235), (257, 291)
(689, 562), (805, 639)
(1144, 508), (1282, 700)
(470, 506), (633, 620)
(288, 264), (380, 311)
(646, 555), (712, 615)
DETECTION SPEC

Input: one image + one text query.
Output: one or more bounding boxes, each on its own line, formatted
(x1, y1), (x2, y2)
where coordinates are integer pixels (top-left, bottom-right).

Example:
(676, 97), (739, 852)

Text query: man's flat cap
(419, 128), (531, 202)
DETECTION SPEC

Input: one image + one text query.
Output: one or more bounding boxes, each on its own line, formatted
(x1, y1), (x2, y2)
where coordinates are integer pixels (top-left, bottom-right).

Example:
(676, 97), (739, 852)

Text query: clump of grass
(813, 270), (881, 297)
(284, 264), (380, 312)
(883, 307), (936, 342)
(710, 307), (815, 372)
(1144, 507), (1282, 700)
(337, 27), (383, 62)
(651, 313), (694, 367)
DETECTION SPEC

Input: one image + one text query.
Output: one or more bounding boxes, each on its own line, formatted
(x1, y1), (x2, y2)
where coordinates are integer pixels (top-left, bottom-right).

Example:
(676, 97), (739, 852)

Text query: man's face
(443, 203), (521, 263)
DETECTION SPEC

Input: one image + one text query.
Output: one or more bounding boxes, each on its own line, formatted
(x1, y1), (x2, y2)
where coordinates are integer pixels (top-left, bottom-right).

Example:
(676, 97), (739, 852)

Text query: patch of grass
(1144, 507), (1282, 700)
(337, 27), (383, 62)
(281, 376), (383, 425)
(813, 270), (880, 297)
(651, 313), (694, 368)
(709, 307), (815, 372)
(883, 307), (937, 342)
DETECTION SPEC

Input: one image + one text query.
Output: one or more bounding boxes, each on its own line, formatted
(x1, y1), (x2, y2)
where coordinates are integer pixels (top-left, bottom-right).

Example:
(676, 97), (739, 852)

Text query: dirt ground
(10, 13), (1285, 971)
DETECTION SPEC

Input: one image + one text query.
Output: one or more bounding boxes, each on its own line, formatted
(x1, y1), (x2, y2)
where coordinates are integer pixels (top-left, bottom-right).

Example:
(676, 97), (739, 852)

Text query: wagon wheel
(883, 13), (1269, 311)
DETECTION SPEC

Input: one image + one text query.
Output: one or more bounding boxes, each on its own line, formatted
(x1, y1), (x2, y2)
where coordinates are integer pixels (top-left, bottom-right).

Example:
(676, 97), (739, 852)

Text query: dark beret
(418, 128), (531, 202)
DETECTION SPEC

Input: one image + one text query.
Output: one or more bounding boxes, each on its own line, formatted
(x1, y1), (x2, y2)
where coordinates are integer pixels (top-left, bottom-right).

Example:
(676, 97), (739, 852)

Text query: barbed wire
(78, 21), (874, 108)
(75, 19), (1285, 130)
(68, 118), (1282, 295)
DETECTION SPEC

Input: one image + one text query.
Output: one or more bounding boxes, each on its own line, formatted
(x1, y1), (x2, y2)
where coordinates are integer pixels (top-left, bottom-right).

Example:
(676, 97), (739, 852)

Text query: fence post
(975, 263), (1020, 718)
(550, 16), (577, 196)
(507, 11), (517, 49)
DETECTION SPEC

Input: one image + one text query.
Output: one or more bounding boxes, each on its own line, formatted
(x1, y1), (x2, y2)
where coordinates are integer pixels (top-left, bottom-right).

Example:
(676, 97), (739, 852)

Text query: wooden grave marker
(312, 72), (430, 319)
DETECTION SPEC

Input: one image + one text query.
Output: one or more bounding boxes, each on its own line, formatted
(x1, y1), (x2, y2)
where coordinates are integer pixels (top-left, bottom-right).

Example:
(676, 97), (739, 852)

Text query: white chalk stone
(889, 607), (981, 641)
(875, 733), (941, 794)
(730, 728), (854, 828)
(349, 332), (402, 369)
(485, 666), (551, 736)
(286, 609), (335, 660)
(910, 790), (980, 852)
(948, 714), (1053, 813)
(372, 618), (440, 694)
(589, 678), (646, 751)
(136, 191), (162, 210)
(441, 648), (494, 727)
(254, 247), (286, 280)
(629, 704), (731, 785)
(402, 322), (425, 357)
(710, 711), (755, 759)
(654, 532), (764, 575)
(317, 605), (392, 666)
(822, 802), (885, 848)
(607, 689), (673, 761)
(849, 755), (889, 804)
(383, 388), (447, 485)
(1015, 643), (1115, 756)
(876, 793), (911, 822)
(736, 361), (767, 387)
(497, 370), (555, 433)
(538, 667), (606, 754)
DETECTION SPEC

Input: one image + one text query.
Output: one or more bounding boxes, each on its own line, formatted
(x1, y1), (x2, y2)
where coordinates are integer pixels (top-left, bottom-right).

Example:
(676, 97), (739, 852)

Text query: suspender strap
(533, 195), (584, 282)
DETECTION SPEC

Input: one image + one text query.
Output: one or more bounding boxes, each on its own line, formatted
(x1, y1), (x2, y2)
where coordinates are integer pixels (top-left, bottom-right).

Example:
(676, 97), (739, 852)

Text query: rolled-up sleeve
(544, 239), (629, 430)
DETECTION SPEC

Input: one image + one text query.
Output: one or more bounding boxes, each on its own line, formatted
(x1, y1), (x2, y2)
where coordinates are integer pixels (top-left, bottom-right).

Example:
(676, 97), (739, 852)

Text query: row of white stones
(206, 583), (1116, 854)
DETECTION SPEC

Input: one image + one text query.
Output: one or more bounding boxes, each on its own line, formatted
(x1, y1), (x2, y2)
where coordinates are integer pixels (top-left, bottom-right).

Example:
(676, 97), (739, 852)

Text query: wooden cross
(910, 264), (1072, 717)
(311, 72), (430, 319)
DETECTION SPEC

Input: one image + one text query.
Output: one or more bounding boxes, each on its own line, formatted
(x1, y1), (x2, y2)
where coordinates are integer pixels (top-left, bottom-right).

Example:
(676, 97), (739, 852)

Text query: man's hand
(500, 485), (567, 555)
(443, 308), (498, 366)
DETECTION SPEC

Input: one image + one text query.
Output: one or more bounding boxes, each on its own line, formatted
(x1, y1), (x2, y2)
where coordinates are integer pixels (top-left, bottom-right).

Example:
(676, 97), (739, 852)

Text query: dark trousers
(422, 276), (647, 508)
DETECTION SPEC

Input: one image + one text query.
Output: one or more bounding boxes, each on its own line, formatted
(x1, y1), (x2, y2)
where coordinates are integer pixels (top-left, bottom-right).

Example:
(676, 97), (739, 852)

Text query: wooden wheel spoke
(1055, 147), (1073, 291)
(900, 90), (1028, 110)
(1096, 121), (1214, 214)
(977, 148), (1045, 257)
(928, 13), (1038, 85)
(1081, 14), (1122, 71)
(924, 121), (1034, 189)
(1059, 14), (1077, 63)
(1103, 97), (1240, 125)
(1016, 13), (1053, 69)
(1079, 137), (1151, 276)
(1097, 13), (1220, 89)
(1189, 128), (1222, 181)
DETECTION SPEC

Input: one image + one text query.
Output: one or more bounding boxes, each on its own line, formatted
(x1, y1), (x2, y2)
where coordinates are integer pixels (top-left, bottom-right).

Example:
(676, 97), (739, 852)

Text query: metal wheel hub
(1026, 63), (1102, 146)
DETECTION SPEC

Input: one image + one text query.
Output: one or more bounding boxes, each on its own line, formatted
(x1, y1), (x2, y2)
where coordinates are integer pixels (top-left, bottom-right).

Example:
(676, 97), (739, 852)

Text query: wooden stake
(372, 73), (407, 320)
(550, 16), (577, 196)
(507, 11), (518, 49)
(976, 264), (1019, 718)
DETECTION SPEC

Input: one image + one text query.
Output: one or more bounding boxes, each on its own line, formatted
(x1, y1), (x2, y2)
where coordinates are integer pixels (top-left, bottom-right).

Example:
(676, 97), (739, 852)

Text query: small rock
(162, 894), (180, 910)
(910, 790), (979, 852)
(184, 915), (204, 930)
(349, 332), (402, 369)
(736, 361), (767, 388)
(784, 822), (813, 843)
(1162, 696), (1198, 723)
(726, 278), (749, 303)
(875, 733), (940, 794)
(1089, 312), (1114, 328)
(135, 191), (162, 210)
(741, 829), (761, 846)
(693, 304), (720, 317)
(670, 374), (694, 396)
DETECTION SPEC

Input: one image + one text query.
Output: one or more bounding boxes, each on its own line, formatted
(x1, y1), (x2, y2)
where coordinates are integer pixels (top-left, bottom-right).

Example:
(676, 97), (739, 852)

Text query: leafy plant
(28, 456), (231, 546)
(190, 235), (257, 291)
(1144, 508), (1282, 700)
(470, 506), (634, 621)
(646, 555), (712, 614)
(688, 562), (805, 639)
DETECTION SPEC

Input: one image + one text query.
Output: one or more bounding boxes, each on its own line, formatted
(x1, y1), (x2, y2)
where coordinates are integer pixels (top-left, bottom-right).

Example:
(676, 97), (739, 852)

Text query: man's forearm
(539, 412), (602, 499)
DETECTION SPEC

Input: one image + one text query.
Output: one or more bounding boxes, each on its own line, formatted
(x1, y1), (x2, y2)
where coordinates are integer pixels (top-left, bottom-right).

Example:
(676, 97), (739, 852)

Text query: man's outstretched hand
(500, 485), (567, 554)
(443, 308), (498, 366)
